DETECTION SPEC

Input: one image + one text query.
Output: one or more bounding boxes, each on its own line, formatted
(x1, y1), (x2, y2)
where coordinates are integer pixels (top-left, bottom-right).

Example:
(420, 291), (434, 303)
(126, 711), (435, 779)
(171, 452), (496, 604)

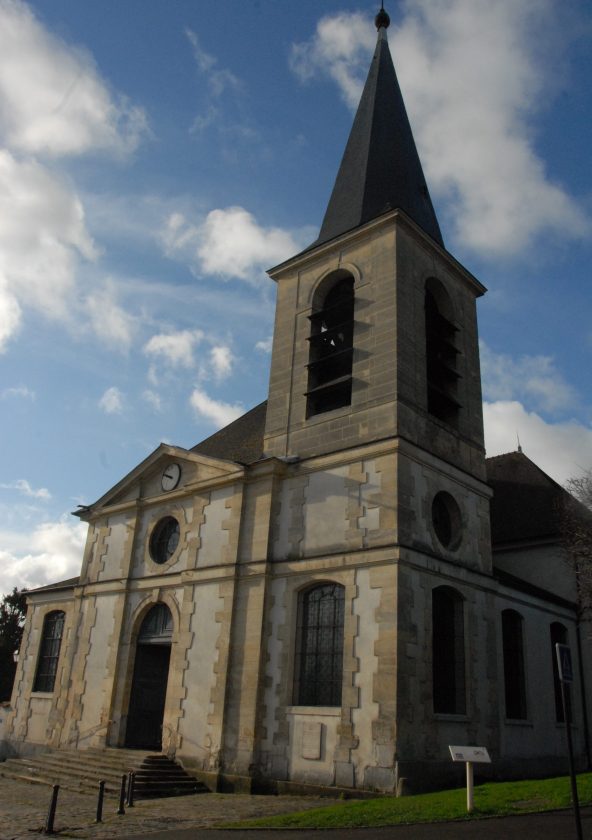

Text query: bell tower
(263, 8), (487, 489)
(262, 14), (494, 779)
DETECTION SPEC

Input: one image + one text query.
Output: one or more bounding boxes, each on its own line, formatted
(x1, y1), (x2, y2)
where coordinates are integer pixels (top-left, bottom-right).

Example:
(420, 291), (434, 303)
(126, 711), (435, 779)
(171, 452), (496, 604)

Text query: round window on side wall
(431, 492), (462, 550)
(149, 516), (180, 565)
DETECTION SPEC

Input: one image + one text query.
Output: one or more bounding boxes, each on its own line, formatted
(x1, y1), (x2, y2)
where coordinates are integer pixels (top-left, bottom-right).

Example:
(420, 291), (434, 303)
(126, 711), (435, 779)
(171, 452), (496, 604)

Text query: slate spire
(314, 8), (443, 248)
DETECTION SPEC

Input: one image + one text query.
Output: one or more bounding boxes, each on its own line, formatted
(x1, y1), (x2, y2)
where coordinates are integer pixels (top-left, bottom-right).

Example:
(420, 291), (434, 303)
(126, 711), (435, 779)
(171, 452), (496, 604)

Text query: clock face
(161, 463), (181, 492)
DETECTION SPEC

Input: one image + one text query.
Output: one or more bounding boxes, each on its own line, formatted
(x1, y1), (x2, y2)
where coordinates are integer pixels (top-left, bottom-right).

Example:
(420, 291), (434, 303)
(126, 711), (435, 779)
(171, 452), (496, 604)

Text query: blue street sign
(556, 643), (574, 683)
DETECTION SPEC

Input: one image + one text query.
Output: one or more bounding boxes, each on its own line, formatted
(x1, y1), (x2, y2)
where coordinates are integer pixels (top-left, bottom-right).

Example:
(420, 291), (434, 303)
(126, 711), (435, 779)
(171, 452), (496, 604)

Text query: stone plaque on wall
(301, 721), (323, 760)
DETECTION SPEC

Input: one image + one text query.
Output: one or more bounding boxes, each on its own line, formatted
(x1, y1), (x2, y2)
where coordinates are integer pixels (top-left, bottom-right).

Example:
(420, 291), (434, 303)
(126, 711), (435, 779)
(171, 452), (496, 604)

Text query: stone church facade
(4, 10), (591, 793)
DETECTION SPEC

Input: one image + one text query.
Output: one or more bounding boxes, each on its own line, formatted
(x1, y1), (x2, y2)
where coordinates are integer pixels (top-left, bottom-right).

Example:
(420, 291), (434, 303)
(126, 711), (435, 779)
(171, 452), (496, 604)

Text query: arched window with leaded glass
(33, 610), (65, 693)
(293, 583), (345, 706)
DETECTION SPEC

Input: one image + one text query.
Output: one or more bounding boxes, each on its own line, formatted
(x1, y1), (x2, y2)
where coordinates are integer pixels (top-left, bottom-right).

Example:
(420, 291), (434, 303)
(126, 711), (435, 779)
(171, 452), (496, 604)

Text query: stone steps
(0, 748), (208, 798)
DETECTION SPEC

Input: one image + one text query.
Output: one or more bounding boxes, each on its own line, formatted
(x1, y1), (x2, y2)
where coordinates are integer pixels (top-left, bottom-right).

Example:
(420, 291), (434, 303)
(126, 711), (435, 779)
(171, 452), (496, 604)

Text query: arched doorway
(125, 603), (173, 750)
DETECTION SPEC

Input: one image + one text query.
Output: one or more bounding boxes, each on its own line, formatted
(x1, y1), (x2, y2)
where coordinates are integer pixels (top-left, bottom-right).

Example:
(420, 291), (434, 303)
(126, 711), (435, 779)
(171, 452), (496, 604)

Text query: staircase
(0, 747), (208, 798)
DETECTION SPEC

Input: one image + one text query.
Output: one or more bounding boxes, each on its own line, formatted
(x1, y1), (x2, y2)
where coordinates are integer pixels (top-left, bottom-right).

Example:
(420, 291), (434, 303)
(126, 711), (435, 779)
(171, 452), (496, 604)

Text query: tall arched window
(306, 274), (354, 417)
(550, 622), (570, 723)
(293, 583), (345, 706)
(432, 586), (465, 714)
(425, 278), (460, 426)
(33, 610), (65, 693)
(502, 609), (527, 720)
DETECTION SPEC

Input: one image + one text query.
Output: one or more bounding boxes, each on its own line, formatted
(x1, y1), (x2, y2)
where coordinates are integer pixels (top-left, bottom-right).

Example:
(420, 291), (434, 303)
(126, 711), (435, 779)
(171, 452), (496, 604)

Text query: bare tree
(560, 470), (592, 613)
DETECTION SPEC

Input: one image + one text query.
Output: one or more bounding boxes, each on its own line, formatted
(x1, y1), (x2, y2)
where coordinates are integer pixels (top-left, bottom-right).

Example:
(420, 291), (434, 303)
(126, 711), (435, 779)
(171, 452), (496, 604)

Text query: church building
(4, 8), (591, 794)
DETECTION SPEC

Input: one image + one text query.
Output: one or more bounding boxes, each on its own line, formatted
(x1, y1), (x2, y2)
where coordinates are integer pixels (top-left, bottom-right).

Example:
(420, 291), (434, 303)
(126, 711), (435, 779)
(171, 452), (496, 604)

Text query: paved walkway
(0, 778), (328, 839)
(0, 777), (589, 840)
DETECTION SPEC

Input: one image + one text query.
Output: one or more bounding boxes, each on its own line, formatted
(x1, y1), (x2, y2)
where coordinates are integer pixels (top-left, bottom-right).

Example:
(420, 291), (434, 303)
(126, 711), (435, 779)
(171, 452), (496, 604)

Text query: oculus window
(306, 273), (354, 417)
(149, 516), (180, 565)
(33, 610), (65, 693)
(294, 583), (344, 706)
(432, 491), (462, 550)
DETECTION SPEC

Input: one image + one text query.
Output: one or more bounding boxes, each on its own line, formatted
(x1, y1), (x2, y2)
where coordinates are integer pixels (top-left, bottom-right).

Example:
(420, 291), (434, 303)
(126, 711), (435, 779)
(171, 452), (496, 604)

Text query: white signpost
(449, 745), (491, 812)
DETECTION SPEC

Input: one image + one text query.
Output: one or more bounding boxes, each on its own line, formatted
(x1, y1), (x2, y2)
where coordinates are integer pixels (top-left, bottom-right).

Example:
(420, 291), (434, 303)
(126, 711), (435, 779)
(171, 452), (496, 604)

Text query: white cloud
(209, 345), (233, 381)
(0, 150), (98, 345)
(255, 336), (273, 353)
(0, 0), (148, 157)
(185, 29), (216, 74)
(147, 364), (159, 388)
(0, 4), (147, 352)
(0, 515), (86, 596)
(162, 206), (299, 281)
(144, 329), (204, 368)
(190, 104), (219, 134)
(186, 29), (241, 99)
(291, 2), (589, 256)
(480, 342), (577, 414)
(85, 280), (136, 351)
(189, 387), (243, 428)
(484, 400), (592, 484)
(0, 479), (50, 500)
(1, 384), (34, 399)
(142, 389), (162, 412)
(185, 28), (253, 141)
(98, 386), (124, 415)
(0, 280), (21, 350)
(290, 12), (375, 110)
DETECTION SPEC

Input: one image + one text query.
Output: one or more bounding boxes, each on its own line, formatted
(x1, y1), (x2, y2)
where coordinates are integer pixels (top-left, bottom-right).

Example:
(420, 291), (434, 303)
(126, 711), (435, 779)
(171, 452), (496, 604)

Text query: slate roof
(485, 450), (565, 546)
(27, 576), (80, 594)
(188, 407), (566, 549)
(191, 400), (267, 465)
(310, 25), (443, 251)
(29, 430), (570, 599)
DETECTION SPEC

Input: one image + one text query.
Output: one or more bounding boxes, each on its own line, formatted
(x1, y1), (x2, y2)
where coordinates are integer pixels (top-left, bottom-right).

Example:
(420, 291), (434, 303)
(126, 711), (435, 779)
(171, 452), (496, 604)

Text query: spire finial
(375, 4), (390, 30)
(516, 432), (523, 454)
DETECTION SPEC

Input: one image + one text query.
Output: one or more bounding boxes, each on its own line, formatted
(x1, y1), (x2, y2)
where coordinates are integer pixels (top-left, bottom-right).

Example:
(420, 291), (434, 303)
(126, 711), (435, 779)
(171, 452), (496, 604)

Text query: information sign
(449, 746), (491, 813)
(449, 746), (491, 764)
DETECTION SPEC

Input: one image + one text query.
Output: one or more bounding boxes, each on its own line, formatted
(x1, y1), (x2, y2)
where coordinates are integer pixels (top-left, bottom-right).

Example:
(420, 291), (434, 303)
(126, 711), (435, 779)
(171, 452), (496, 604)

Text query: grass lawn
(222, 773), (592, 829)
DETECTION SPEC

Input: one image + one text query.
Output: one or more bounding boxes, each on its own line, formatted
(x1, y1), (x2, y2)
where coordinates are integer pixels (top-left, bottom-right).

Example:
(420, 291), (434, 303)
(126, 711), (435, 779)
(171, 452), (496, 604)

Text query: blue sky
(0, 0), (591, 595)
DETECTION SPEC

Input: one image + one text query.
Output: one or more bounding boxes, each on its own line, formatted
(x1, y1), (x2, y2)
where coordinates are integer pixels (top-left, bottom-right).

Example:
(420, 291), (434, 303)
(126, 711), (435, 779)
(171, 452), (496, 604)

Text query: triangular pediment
(76, 444), (245, 518)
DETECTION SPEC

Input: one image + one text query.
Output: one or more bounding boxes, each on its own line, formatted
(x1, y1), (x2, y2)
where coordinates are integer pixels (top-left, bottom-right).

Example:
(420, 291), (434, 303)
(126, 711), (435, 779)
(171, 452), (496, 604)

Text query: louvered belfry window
(425, 278), (460, 426)
(306, 275), (354, 417)
(294, 583), (345, 706)
(33, 610), (65, 693)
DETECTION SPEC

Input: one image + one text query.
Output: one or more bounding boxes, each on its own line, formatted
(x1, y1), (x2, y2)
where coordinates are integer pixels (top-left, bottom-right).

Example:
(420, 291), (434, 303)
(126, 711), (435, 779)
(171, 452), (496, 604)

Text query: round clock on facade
(161, 463), (181, 491)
